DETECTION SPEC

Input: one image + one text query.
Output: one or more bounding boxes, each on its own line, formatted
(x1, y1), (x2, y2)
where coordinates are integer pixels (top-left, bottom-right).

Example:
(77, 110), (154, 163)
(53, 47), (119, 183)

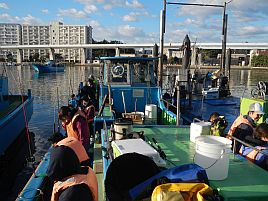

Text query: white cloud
(0, 3), (8, 9)
(41, 9), (49, 14)
(0, 13), (44, 25)
(126, 0), (144, 9)
(58, 8), (87, 18)
(122, 12), (139, 22)
(84, 5), (98, 13)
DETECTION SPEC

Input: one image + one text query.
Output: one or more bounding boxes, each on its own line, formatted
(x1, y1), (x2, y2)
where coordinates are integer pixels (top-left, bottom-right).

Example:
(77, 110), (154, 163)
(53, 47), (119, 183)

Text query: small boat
(0, 73), (34, 198)
(18, 56), (268, 201)
(32, 60), (65, 73)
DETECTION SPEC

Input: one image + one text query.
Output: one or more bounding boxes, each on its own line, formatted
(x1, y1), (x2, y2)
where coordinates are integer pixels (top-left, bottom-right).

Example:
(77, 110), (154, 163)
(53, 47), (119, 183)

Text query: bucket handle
(193, 148), (226, 170)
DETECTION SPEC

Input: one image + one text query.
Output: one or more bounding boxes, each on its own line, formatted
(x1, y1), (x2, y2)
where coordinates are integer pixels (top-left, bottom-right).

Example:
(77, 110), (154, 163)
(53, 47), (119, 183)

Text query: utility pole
(158, 0), (166, 89)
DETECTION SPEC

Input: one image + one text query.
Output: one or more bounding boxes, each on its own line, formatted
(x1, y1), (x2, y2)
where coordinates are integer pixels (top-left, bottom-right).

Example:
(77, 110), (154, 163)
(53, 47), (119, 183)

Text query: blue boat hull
(0, 94), (34, 155)
(32, 64), (65, 73)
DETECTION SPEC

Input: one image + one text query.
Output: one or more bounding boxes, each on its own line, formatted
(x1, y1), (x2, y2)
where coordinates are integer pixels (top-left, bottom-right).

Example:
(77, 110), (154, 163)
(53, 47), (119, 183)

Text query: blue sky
(1, 0), (268, 44)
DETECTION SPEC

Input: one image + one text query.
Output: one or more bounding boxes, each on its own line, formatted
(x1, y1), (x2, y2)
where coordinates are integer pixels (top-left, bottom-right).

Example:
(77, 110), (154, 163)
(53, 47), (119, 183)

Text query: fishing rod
(56, 87), (60, 133)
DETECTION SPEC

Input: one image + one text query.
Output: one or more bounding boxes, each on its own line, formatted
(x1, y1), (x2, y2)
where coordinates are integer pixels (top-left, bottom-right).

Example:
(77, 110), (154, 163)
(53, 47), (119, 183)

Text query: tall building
(22, 25), (50, 61)
(50, 22), (92, 62)
(0, 23), (21, 61)
(0, 22), (93, 62)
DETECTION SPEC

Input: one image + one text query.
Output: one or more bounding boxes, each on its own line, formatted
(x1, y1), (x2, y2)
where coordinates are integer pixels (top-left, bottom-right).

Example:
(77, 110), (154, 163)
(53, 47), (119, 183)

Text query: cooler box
(111, 139), (166, 167)
(202, 88), (219, 99)
(190, 121), (211, 143)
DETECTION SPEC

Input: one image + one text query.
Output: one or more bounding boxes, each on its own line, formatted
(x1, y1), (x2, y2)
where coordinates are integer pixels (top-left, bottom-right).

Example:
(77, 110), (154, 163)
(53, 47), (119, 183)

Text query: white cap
(249, 102), (265, 115)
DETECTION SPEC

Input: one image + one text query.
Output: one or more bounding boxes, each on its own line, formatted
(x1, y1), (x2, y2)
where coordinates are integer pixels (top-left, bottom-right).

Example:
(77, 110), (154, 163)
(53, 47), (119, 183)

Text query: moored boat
(32, 60), (65, 73)
(0, 73), (34, 199)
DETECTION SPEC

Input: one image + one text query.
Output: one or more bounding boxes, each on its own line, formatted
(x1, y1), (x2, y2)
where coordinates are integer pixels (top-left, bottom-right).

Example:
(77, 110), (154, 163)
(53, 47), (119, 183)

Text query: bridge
(1, 42), (268, 64)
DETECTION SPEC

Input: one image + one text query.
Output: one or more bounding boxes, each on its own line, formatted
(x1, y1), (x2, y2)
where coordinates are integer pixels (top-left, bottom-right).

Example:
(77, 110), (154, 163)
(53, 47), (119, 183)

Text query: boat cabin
(101, 56), (158, 87)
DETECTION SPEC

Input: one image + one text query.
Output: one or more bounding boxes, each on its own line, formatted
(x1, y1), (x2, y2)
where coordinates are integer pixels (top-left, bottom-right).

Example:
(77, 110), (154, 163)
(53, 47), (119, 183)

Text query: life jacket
(227, 115), (253, 139)
(56, 137), (89, 163)
(239, 145), (268, 165)
(51, 167), (98, 201)
(66, 110), (88, 140)
(151, 183), (214, 201)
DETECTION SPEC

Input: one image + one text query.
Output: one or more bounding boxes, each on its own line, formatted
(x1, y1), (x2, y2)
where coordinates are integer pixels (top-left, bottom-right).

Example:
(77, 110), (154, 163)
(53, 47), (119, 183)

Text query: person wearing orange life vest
(47, 145), (98, 201)
(48, 133), (90, 166)
(58, 106), (90, 151)
(239, 123), (268, 171)
(228, 102), (264, 153)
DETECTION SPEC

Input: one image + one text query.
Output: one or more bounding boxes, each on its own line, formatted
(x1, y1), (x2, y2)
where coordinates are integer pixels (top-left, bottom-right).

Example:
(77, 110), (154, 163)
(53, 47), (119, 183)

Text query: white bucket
(145, 104), (157, 119)
(190, 121), (211, 142)
(194, 136), (232, 180)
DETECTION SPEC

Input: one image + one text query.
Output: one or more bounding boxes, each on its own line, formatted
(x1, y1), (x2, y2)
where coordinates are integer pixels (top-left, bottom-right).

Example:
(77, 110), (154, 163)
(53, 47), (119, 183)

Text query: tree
(6, 52), (13, 62)
(33, 52), (39, 62)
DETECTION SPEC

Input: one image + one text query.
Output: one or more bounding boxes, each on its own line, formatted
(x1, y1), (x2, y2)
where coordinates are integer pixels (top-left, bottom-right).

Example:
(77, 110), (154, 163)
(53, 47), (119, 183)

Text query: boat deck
(95, 125), (268, 201)
(0, 96), (22, 119)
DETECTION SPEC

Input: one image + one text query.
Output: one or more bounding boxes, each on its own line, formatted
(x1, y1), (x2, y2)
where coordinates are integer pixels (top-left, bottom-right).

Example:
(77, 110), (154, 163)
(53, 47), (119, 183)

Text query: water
(1, 64), (268, 161)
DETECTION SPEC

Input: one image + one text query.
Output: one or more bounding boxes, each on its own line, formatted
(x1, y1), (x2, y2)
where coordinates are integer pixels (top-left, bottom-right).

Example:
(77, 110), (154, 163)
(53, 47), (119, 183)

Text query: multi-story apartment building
(50, 22), (92, 62)
(0, 22), (92, 62)
(22, 25), (50, 61)
(0, 23), (21, 60)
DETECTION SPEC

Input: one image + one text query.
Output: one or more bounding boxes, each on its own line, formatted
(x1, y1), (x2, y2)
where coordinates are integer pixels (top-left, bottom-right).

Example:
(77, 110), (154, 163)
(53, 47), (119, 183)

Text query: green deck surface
(133, 126), (268, 201)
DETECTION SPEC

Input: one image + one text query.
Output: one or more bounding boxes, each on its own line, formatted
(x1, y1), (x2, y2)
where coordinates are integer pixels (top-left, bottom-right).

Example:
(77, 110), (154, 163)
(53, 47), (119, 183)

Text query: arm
(75, 117), (89, 148)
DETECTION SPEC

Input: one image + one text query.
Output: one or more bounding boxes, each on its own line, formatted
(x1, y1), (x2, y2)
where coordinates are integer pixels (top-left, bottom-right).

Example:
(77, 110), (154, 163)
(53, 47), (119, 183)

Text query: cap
(249, 102), (265, 115)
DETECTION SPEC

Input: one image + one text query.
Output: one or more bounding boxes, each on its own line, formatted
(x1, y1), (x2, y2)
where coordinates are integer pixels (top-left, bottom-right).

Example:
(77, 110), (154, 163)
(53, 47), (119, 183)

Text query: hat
(249, 102), (265, 115)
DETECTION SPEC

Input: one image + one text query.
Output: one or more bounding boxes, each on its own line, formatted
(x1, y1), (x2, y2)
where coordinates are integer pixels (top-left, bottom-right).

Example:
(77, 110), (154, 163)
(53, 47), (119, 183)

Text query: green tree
(33, 52), (39, 62)
(6, 52), (13, 62)
(251, 55), (268, 67)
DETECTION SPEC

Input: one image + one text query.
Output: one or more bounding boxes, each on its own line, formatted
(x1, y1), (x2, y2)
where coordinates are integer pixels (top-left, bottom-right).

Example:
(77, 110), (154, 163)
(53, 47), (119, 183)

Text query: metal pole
(176, 83), (180, 126)
(158, 0), (166, 89)
(220, 2), (227, 74)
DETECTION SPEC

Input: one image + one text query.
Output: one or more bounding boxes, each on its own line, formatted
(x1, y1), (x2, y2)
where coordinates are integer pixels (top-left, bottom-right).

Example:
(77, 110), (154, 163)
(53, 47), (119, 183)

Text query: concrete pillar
(49, 48), (55, 61)
(115, 48), (120, 56)
(17, 49), (23, 64)
(80, 48), (86, 65)
(191, 46), (197, 66)
(197, 53), (202, 65)
(249, 49), (257, 67)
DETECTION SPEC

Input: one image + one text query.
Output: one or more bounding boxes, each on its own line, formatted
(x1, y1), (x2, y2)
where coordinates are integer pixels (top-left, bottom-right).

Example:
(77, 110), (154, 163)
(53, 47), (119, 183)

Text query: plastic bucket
(114, 118), (133, 140)
(194, 136), (232, 180)
(145, 104), (157, 119)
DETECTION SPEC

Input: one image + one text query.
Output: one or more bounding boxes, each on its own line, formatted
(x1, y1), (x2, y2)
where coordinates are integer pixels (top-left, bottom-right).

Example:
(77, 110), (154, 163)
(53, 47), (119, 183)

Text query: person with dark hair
(79, 96), (96, 141)
(228, 102), (265, 153)
(48, 133), (90, 166)
(47, 146), (98, 201)
(58, 106), (90, 150)
(240, 123), (268, 171)
(209, 112), (228, 137)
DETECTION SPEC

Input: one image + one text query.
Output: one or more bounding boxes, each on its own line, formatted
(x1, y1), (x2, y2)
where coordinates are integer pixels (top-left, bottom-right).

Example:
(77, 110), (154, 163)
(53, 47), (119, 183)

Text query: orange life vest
(51, 167), (98, 201)
(56, 137), (89, 163)
(66, 110), (88, 140)
(227, 115), (253, 139)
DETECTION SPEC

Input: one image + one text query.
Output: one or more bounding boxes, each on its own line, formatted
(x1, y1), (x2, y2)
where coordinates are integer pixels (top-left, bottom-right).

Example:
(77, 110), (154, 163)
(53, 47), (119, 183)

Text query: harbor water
(1, 64), (268, 161)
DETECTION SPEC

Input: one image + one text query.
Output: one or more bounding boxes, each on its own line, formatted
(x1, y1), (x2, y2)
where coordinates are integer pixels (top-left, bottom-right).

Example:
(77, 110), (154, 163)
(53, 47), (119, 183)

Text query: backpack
(151, 183), (222, 201)
(128, 164), (209, 201)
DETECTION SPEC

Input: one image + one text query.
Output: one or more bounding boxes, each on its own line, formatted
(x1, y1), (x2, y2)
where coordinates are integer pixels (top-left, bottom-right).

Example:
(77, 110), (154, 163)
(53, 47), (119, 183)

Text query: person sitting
(48, 133), (90, 166)
(68, 94), (78, 108)
(227, 102), (265, 153)
(47, 145), (98, 201)
(209, 112), (228, 137)
(58, 106), (90, 151)
(239, 123), (268, 171)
